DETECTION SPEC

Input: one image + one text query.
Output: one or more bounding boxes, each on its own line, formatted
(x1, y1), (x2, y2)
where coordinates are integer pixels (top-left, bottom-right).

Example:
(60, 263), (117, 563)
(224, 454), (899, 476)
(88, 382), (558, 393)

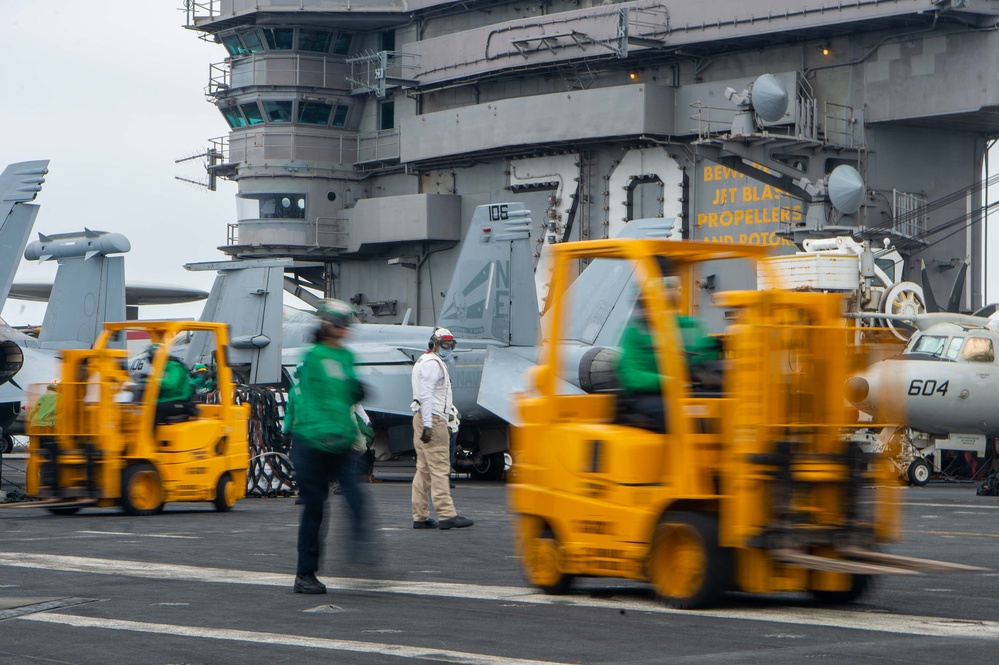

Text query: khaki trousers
(411, 413), (457, 521)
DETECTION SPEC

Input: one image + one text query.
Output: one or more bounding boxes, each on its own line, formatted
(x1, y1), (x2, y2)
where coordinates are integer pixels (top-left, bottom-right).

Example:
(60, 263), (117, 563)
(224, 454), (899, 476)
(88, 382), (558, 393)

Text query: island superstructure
(182, 0), (999, 324)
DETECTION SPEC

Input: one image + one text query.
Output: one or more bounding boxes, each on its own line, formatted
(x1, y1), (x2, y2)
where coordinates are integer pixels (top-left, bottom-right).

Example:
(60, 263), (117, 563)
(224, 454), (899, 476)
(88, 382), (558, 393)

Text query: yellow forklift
(24, 321), (249, 516)
(509, 239), (978, 608)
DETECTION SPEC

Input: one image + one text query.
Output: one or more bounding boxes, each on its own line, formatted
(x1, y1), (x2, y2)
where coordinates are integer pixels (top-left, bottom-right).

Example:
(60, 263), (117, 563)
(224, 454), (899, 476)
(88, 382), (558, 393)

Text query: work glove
(420, 427), (433, 443)
(351, 379), (368, 404)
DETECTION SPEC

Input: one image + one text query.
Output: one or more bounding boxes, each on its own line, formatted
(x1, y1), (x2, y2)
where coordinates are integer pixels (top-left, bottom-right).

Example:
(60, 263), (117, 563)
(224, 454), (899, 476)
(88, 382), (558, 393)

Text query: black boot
(293, 573), (327, 594)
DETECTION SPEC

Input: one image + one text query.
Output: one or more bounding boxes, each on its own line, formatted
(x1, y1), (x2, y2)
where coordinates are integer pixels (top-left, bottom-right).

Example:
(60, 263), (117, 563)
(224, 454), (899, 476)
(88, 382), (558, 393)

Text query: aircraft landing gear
(454, 448), (507, 480)
(906, 458), (932, 486)
(470, 451), (505, 481)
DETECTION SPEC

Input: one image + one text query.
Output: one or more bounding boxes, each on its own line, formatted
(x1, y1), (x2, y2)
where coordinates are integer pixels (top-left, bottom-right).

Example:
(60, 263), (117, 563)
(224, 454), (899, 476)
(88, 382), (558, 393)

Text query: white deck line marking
(4, 553), (999, 641)
(76, 530), (200, 539)
(905, 502), (999, 509)
(905, 529), (999, 539)
(19, 613), (571, 665)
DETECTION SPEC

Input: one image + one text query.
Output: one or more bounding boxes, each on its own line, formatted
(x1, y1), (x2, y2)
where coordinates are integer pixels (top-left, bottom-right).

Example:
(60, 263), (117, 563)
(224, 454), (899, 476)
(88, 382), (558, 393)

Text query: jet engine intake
(0, 338), (25, 387)
(575, 346), (620, 393)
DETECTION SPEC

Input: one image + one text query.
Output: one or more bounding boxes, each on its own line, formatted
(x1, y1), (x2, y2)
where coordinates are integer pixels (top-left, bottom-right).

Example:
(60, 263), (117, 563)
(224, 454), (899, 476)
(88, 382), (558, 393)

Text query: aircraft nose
(845, 375), (869, 406)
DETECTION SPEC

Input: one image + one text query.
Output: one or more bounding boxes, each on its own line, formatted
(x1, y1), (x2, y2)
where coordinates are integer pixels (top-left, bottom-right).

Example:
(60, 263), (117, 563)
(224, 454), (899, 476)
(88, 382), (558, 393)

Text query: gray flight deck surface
(2, 454), (999, 664)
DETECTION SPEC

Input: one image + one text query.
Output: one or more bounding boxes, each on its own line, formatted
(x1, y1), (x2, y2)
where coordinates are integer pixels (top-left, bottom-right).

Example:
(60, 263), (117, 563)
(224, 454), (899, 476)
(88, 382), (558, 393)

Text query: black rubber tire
(470, 452), (505, 481)
(907, 458), (931, 486)
(213, 473), (236, 512)
(1, 435), (14, 455)
(121, 463), (164, 516)
(811, 574), (873, 605)
(647, 511), (730, 609)
(47, 506), (81, 516)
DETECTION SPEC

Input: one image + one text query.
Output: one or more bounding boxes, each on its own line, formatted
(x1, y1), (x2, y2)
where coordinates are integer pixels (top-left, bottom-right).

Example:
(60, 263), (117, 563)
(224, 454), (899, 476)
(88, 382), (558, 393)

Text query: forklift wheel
(47, 506), (82, 516)
(907, 458), (931, 486)
(648, 512), (730, 609)
(121, 463), (164, 516)
(213, 473), (238, 512)
(518, 517), (574, 594)
(811, 574), (873, 605)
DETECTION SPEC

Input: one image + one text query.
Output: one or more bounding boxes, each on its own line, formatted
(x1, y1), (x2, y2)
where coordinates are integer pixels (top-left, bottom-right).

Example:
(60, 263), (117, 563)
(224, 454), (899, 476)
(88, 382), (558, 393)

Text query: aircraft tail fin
(187, 260), (286, 384)
(921, 256), (971, 314)
(437, 203), (538, 345)
(23, 230), (130, 349)
(476, 217), (676, 423)
(557, 218), (675, 348)
(0, 160), (49, 307)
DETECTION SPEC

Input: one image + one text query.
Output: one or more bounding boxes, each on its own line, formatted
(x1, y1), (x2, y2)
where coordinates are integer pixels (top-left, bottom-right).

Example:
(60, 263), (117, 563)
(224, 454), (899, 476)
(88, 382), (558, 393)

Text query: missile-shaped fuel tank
(24, 229), (131, 262)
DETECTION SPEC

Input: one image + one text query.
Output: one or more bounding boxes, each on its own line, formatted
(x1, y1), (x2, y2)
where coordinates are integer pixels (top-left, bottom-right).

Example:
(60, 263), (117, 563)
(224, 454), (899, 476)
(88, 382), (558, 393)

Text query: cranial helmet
(193, 363), (208, 373)
(430, 327), (456, 348)
(144, 343), (161, 357)
(316, 299), (354, 328)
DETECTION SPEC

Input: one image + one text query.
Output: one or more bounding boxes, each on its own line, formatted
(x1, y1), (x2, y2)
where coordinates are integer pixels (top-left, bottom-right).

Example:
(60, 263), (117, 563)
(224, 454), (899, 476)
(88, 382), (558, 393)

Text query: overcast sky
(2, 2), (997, 325)
(1, 1), (236, 326)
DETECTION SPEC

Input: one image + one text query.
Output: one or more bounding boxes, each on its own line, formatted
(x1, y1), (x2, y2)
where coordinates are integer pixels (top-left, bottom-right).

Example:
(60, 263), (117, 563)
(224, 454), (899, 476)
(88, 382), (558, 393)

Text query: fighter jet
(294, 212), (674, 476)
(282, 204), (541, 475)
(184, 203), (673, 476)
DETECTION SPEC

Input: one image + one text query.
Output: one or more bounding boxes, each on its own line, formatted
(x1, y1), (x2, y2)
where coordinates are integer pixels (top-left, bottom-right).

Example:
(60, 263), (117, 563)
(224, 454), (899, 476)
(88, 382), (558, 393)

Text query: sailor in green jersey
(140, 344), (197, 423)
(28, 381), (60, 430)
(616, 299), (668, 432)
(287, 299), (372, 595)
(191, 363), (216, 394)
(29, 381), (61, 489)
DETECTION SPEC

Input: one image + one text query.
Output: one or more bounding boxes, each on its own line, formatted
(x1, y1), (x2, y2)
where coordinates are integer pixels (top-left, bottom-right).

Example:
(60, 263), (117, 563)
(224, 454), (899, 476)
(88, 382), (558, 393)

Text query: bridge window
(263, 28), (294, 50)
(299, 101), (333, 125)
(221, 106), (247, 128)
(224, 27), (351, 56)
(332, 33), (352, 55)
(962, 337), (994, 363)
(300, 29), (332, 53)
(220, 33), (247, 57)
(251, 193), (307, 220)
(240, 30), (265, 53)
(332, 105), (349, 127)
(220, 30), (265, 56)
(240, 102), (264, 125)
(262, 101), (293, 123)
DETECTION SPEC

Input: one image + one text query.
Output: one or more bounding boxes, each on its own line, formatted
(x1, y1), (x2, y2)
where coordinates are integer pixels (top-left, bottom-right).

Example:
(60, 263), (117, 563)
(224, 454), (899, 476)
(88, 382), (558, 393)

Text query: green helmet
(192, 363), (208, 373)
(316, 299), (354, 328)
(144, 343), (161, 357)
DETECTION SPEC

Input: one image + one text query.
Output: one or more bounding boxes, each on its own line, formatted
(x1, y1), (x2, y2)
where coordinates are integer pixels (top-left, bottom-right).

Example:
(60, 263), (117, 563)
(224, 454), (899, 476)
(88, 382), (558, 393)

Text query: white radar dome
(749, 74), (789, 123)
(828, 165), (865, 215)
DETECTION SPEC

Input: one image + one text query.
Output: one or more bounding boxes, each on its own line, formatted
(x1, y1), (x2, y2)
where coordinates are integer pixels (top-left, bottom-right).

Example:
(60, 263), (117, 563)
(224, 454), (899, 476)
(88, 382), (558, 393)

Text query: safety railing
(183, 0), (218, 27)
(312, 217), (348, 249)
(346, 51), (419, 97)
(891, 190), (928, 239)
(356, 129), (401, 164)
